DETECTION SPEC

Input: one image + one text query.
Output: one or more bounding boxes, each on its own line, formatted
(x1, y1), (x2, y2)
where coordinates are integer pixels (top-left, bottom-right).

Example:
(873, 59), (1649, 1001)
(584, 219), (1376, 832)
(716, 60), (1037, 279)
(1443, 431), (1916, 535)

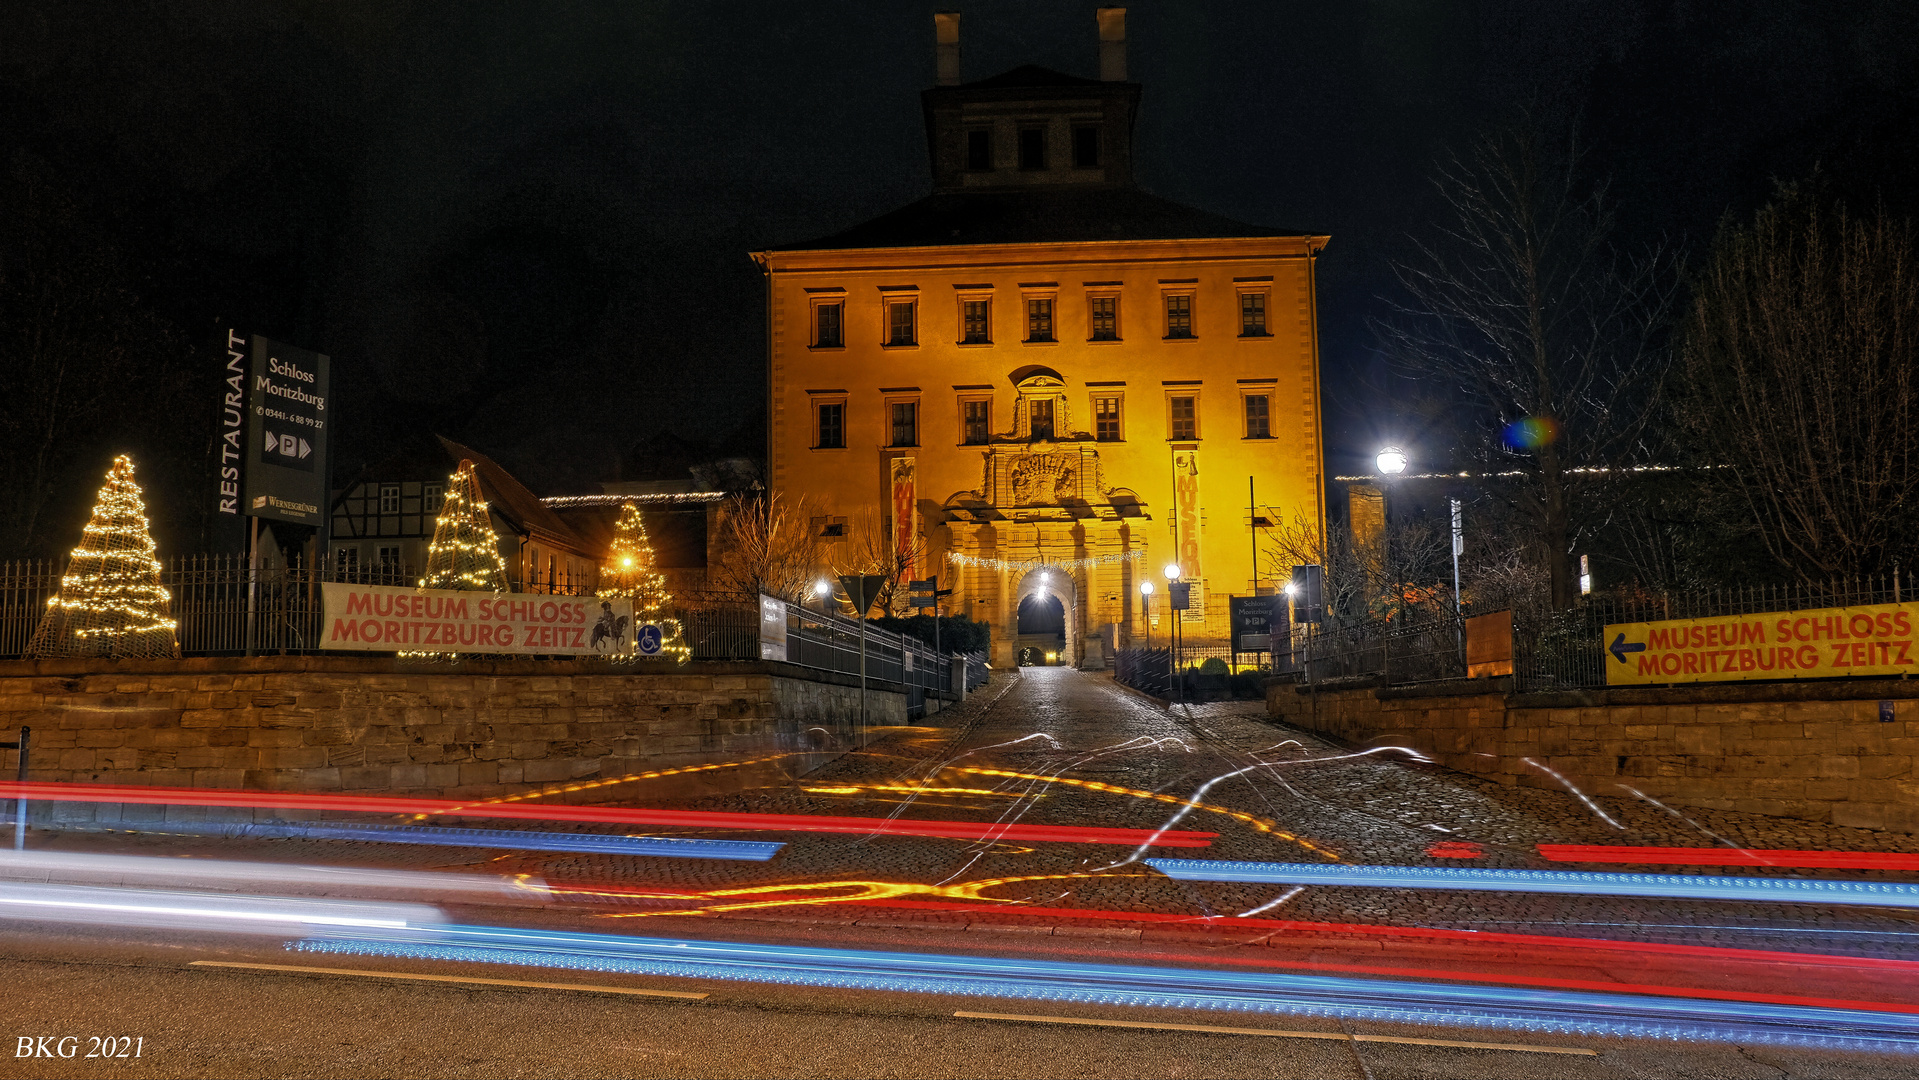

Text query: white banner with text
(320, 583), (635, 655)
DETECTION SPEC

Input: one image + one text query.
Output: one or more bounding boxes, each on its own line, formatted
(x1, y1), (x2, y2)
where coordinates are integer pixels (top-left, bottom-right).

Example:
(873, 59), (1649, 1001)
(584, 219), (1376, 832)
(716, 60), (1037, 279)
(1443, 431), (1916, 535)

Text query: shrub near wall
(1267, 676), (1919, 833)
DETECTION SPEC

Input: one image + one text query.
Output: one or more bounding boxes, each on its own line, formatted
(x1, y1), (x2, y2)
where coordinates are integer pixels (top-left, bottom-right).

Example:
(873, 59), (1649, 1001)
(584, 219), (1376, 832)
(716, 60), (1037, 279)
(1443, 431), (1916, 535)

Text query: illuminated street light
(1139, 580), (1155, 596)
(813, 579), (833, 598)
(1163, 562), (1181, 581)
(1284, 581), (1298, 596)
(1376, 446), (1408, 475)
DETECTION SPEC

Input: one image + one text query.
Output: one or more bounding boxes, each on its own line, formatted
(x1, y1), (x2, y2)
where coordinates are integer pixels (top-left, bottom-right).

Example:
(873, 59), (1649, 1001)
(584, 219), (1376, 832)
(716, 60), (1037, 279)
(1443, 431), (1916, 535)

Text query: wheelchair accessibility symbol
(637, 624), (664, 656)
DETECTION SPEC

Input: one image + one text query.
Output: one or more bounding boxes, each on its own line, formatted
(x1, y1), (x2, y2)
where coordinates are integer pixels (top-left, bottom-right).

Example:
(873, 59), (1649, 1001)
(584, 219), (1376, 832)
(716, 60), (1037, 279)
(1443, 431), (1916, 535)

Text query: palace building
(754, 9), (1328, 668)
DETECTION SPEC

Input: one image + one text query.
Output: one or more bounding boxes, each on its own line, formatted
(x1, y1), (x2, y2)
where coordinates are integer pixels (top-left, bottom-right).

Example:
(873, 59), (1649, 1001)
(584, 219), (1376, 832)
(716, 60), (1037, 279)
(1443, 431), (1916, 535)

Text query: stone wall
(0, 656), (952, 823)
(1267, 677), (1919, 833)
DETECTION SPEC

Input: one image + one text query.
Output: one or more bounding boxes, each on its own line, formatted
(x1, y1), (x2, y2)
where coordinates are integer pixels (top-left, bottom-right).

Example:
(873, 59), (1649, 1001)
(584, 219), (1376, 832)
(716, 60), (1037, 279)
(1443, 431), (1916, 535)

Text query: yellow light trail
(518, 872), (1151, 919)
(951, 766), (1342, 863)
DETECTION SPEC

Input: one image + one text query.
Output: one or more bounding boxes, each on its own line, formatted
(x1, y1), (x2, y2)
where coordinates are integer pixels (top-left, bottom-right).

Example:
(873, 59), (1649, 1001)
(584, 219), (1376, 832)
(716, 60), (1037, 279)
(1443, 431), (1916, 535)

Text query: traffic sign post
(637, 624), (664, 657)
(838, 575), (889, 739)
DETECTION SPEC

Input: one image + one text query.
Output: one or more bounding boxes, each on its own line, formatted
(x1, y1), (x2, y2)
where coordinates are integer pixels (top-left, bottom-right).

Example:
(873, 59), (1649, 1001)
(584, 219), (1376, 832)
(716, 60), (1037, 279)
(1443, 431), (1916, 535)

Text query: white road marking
(189, 961), (708, 999)
(953, 1011), (1598, 1055)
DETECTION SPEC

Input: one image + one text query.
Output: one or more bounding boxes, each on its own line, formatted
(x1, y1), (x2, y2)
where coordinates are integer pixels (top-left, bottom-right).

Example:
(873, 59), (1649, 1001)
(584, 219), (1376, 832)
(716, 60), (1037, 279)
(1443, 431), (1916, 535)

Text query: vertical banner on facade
(891, 455), (918, 581)
(1173, 448), (1204, 616)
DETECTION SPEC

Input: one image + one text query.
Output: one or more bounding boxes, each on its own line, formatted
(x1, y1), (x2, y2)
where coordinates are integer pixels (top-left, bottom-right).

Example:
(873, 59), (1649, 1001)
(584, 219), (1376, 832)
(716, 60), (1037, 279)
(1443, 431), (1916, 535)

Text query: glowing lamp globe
(1376, 447), (1408, 475)
(1163, 563), (1181, 581)
(1139, 581), (1155, 596)
(814, 579), (833, 598)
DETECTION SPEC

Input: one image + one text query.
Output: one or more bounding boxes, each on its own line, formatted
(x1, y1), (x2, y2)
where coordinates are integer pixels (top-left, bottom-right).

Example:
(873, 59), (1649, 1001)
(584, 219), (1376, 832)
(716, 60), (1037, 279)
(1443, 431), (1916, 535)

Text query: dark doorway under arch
(1016, 593), (1065, 665)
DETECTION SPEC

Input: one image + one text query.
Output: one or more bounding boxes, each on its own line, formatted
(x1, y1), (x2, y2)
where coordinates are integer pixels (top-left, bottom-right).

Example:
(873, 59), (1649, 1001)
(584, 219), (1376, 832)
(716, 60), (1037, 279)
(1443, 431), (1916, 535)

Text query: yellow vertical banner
(1173, 448), (1203, 615)
(890, 455), (917, 581)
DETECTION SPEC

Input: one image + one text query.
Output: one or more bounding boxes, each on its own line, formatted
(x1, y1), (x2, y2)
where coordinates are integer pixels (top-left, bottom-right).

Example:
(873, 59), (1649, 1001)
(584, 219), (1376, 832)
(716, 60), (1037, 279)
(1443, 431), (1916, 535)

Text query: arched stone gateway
(1013, 565), (1076, 667)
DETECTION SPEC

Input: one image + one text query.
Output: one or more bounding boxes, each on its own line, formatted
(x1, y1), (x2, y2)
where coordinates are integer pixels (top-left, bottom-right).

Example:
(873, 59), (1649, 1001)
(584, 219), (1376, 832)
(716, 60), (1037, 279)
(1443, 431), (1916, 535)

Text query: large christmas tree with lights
(28, 455), (180, 659)
(598, 500), (688, 661)
(419, 459), (510, 592)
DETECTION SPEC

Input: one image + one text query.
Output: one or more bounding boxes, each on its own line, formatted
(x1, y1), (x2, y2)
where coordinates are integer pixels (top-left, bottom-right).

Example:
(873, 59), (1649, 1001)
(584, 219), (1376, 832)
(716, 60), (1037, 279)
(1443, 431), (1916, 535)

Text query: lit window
(1089, 296), (1118, 341)
(963, 400), (990, 445)
(1029, 398), (1055, 441)
(377, 545), (402, 569)
(379, 485), (400, 514)
(1170, 396), (1197, 441)
(887, 301), (916, 346)
(967, 130), (992, 171)
(816, 302), (843, 347)
(1095, 397), (1122, 442)
(817, 402), (845, 449)
(1026, 298), (1054, 342)
(891, 401), (919, 447)
(423, 483), (444, 514)
(961, 300), (990, 344)
(1240, 292), (1268, 336)
(1244, 394), (1271, 439)
(1165, 295), (1193, 339)
(1072, 126), (1100, 168)
(1018, 127), (1046, 170)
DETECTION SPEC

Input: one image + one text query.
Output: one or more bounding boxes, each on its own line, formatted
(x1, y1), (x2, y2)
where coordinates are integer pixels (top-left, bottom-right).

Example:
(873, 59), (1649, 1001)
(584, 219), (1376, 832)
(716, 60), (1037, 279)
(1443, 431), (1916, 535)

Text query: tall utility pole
(1451, 497), (1465, 666)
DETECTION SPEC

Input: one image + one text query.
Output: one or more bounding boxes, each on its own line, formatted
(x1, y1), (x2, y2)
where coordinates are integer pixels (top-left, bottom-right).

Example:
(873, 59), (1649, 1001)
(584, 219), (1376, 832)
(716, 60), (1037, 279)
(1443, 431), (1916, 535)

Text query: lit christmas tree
(597, 500), (688, 661)
(419, 459), (509, 592)
(27, 455), (180, 659)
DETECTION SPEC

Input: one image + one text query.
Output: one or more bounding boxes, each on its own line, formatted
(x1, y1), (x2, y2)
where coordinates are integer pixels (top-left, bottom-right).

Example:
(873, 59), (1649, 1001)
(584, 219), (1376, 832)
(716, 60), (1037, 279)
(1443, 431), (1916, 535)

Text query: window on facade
(891, 401), (919, 447)
(966, 129), (992, 171)
(1170, 396), (1197, 441)
(335, 546), (359, 572)
(1072, 126), (1100, 168)
(817, 402), (845, 449)
(963, 400), (991, 445)
(422, 483), (444, 514)
(1018, 127), (1046, 170)
(887, 301), (916, 346)
(1244, 394), (1271, 438)
(1095, 396), (1122, 442)
(378, 484), (400, 514)
(961, 300), (990, 344)
(377, 545), (402, 569)
(816, 302), (843, 347)
(546, 554), (558, 586)
(1089, 295), (1118, 340)
(1029, 398), (1055, 441)
(1026, 298), (1054, 342)
(1240, 291), (1268, 336)
(819, 521), (846, 538)
(1165, 295), (1193, 338)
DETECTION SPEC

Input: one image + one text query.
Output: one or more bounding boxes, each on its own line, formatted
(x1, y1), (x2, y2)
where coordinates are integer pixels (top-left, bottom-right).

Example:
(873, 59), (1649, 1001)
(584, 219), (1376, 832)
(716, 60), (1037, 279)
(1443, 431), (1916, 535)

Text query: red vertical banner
(1173, 449), (1203, 615)
(891, 455), (918, 581)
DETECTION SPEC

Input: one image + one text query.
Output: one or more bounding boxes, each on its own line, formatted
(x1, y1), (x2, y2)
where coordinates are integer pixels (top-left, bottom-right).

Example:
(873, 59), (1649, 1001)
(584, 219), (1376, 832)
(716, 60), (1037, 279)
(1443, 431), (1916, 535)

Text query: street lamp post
(1164, 562), (1182, 702)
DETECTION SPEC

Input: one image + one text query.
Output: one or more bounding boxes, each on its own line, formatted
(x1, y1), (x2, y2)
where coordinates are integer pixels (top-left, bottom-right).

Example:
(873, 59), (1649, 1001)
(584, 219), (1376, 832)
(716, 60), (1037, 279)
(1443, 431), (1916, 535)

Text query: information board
(242, 335), (331, 526)
(1604, 602), (1919, 685)
(321, 584), (635, 656)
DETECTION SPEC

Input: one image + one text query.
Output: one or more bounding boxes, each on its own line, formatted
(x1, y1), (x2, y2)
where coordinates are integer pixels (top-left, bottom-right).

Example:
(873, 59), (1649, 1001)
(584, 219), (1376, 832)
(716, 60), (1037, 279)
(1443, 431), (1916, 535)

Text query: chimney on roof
(1097, 7), (1127, 81)
(935, 12), (962, 86)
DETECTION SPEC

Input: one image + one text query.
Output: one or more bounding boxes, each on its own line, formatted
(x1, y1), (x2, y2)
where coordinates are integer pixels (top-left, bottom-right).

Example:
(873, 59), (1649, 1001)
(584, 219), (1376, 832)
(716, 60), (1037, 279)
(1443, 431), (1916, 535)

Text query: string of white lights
(945, 550), (1145, 574)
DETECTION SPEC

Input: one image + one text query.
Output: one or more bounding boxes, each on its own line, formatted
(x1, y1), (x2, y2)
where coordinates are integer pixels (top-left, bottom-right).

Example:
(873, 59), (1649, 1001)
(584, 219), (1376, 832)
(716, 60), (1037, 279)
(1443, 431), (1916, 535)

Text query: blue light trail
(293, 924), (1919, 1050)
(139, 821), (782, 861)
(1145, 860), (1919, 908)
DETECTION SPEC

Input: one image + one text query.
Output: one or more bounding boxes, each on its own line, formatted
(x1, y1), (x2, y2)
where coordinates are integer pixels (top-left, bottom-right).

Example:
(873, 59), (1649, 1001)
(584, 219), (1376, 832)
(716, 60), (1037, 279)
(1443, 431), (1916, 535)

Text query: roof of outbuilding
(769, 187), (1315, 252)
(333, 433), (593, 553)
(955, 64), (1108, 90)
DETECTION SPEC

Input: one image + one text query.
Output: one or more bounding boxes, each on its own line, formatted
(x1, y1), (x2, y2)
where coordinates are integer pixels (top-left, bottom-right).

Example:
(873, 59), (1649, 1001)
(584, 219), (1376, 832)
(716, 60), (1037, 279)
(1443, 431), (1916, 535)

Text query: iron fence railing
(1275, 573), (1918, 694)
(1113, 648), (1172, 698)
(1513, 572), (1916, 693)
(0, 557), (958, 695)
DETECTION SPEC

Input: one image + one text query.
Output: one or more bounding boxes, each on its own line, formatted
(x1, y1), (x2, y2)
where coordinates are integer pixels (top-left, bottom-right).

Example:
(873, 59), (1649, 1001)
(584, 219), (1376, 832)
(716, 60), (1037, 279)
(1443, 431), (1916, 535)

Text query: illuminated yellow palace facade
(755, 10), (1327, 667)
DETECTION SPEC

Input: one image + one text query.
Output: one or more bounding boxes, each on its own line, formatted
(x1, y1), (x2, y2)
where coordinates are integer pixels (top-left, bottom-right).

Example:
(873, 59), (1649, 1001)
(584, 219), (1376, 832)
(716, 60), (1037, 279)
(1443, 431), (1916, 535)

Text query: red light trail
(0, 780), (1216, 847)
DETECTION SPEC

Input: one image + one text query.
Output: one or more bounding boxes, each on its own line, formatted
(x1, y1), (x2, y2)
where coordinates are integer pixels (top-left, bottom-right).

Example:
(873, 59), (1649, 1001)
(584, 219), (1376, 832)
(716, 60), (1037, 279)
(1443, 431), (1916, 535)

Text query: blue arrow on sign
(1609, 632), (1646, 665)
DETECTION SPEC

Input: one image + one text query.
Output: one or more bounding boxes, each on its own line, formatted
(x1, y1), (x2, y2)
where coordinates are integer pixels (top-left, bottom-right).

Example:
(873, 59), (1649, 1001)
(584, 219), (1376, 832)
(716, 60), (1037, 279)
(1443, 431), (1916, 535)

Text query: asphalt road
(5, 922), (1918, 1080)
(12, 667), (1919, 1077)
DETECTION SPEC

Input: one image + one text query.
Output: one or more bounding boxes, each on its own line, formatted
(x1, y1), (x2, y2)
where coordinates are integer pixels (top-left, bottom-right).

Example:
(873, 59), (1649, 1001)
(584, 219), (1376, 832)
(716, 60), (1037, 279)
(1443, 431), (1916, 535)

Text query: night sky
(3, 1), (1914, 553)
